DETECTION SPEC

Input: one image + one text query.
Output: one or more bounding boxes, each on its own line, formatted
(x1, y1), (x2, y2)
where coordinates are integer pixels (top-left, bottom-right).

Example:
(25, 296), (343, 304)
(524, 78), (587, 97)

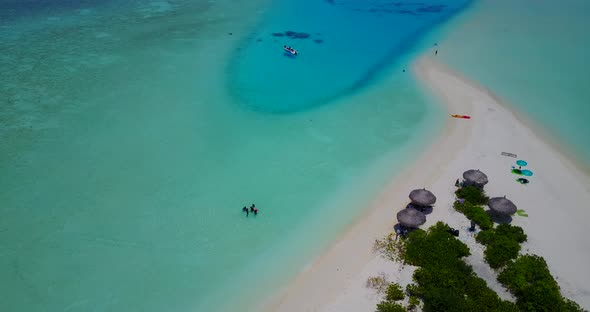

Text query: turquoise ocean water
(430, 0), (590, 166)
(1, 0), (471, 311)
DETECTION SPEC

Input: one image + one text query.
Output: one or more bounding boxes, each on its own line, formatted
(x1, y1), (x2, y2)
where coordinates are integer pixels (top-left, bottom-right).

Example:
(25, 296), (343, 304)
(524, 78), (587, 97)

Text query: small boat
(283, 45), (298, 56)
(451, 114), (471, 119)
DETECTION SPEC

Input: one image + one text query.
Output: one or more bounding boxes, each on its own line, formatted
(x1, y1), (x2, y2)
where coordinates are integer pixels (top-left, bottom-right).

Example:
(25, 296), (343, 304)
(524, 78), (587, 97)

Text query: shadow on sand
(487, 210), (513, 224)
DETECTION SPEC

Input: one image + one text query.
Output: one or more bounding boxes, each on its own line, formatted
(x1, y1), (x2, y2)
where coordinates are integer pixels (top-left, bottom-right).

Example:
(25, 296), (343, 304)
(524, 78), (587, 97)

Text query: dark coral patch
(284, 30), (310, 39)
(417, 5), (446, 13)
(271, 32), (285, 37)
(313, 39), (323, 44)
(396, 9), (418, 15)
(368, 7), (393, 13)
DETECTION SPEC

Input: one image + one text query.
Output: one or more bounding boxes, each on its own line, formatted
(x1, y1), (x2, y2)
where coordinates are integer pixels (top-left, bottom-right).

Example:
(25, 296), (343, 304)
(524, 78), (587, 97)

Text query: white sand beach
(261, 56), (590, 311)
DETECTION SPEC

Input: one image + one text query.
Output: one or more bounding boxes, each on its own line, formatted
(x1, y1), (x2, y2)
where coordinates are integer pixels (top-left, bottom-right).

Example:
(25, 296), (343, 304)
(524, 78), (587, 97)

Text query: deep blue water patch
(228, 0), (473, 113)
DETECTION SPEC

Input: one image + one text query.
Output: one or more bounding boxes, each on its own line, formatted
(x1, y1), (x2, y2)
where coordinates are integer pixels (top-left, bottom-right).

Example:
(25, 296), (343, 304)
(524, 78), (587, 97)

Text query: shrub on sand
(483, 236), (521, 269)
(385, 283), (405, 301)
(455, 185), (489, 205)
(495, 224), (527, 243)
(375, 282), (406, 311)
(476, 224), (527, 269)
(453, 201), (493, 230)
(563, 299), (585, 312)
(498, 255), (584, 311)
(407, 296), (420, 311)
(376, 301), (407, 312)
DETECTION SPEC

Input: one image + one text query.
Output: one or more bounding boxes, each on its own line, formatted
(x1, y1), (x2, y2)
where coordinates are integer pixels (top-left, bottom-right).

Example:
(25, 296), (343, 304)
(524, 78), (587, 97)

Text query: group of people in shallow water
(242, 204), (259, 217)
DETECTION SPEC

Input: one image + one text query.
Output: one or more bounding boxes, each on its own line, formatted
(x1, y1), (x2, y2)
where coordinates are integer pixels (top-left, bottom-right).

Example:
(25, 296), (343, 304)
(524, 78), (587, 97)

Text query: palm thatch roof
(463, 169), (489, 186)
(397, 208), (426, 228)
(488, 196), (517, 215)
(409, 188), (436, 206)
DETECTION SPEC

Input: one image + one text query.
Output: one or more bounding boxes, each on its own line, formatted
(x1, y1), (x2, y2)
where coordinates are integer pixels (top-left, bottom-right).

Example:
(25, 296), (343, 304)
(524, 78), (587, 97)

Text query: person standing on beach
(250, 204), (255, 213)
(435, 50), (438, 55)
(253, 207), (259, 216)
(242, 206), (249, 217)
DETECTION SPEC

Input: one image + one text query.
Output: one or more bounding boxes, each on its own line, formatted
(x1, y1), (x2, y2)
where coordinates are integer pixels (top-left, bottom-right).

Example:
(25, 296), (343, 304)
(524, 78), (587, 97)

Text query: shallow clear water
(0, 0), (470, 311)
(432, 0), (590, 165)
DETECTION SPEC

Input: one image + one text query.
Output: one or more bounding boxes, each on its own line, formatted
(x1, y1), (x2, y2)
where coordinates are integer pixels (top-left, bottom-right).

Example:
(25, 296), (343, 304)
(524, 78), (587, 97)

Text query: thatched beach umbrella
(409, 188), (436, 206)
(488, 196), (517, 215)
(397, 208), (426, 228)
(463, 169), (489, 188)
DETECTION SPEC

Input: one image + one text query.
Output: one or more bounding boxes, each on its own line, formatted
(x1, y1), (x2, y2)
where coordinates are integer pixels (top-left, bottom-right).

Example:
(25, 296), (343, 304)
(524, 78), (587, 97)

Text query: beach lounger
(501, 152), (517, 158)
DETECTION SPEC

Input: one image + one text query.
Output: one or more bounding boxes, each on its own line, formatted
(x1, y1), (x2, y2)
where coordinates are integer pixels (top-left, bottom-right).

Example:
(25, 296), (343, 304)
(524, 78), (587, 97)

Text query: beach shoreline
(260, 55), (590, 311)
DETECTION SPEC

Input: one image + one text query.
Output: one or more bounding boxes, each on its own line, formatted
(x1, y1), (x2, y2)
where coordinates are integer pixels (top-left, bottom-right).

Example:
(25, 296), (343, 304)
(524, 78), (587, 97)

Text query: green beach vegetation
(453, 186), (584, 311)
(366, 275), (407, 312)
(455, 185), (489, 205)
(376, 301), (407, 312)
(498, 255), (585, 312)
(371, 184), (585, 312)
(401, 222), (517, 312)
(384, 283), (405, 302)
(450, 185), (585, 311)
(376, 283), (407, 312)
(454, 185), (493, 229)
(476, 224), (527, 269)
(453, 200), (493, 230)
(374, 222), (517, 312)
